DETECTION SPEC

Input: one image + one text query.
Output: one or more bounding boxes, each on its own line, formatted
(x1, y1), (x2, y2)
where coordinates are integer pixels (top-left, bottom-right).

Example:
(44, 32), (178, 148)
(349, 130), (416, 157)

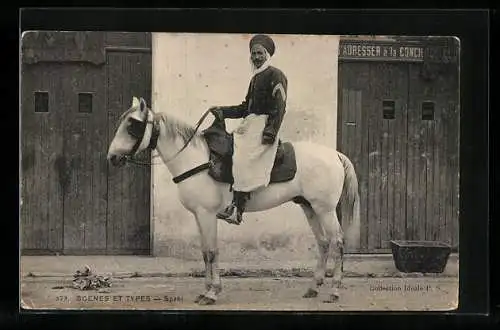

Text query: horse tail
(337, 152), (361, 251)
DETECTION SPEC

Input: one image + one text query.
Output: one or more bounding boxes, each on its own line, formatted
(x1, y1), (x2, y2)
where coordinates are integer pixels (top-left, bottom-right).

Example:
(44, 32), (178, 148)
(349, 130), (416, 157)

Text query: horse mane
(159, 112), (203, 145)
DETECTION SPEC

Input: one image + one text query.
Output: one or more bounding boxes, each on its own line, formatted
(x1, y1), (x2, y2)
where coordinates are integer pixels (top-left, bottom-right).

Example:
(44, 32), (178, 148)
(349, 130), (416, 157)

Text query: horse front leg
(193, 209), (221, 305)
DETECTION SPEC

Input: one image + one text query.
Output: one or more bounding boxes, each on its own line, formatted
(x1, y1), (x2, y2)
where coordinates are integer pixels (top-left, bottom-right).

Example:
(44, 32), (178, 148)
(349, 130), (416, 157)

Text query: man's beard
(249, 51), (270, 75)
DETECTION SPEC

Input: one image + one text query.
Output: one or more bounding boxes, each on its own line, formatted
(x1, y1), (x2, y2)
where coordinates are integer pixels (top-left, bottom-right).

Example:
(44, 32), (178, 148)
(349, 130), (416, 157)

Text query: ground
(21, 276), (457, 311)
(20, 255), (459, 311)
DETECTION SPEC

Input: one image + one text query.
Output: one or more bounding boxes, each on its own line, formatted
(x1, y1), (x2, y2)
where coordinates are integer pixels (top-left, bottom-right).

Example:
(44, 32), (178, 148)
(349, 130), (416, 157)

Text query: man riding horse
(210, 34), (288, 225)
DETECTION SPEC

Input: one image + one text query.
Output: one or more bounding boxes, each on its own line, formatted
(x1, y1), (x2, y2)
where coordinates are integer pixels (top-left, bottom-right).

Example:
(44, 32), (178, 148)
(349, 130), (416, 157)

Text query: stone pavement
(20, 254), (459, 279)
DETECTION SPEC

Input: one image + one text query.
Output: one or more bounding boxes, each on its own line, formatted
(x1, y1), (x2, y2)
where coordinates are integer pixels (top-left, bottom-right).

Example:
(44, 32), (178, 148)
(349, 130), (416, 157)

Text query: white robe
(232, 113), (280, 192)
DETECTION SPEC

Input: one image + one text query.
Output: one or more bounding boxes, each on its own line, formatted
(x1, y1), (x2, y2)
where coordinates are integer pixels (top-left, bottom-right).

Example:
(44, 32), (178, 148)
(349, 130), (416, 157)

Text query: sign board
(339, 40), (425, 62)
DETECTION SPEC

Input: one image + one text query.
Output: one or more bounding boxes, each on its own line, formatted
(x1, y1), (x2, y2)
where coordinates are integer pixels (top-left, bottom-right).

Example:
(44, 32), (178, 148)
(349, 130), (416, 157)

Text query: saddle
(202, 116), (297, 185)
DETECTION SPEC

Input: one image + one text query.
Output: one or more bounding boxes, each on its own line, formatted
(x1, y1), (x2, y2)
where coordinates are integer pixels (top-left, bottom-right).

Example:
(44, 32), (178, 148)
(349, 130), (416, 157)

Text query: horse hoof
(198, 296), (216, 305)
(303, 288), (319, 298)
(194, 294), (205, 303)
(323, 294), (339, 303)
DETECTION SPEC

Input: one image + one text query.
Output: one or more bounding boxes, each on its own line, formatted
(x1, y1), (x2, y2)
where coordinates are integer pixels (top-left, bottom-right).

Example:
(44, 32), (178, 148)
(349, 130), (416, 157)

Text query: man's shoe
(216, 204), (243, 225)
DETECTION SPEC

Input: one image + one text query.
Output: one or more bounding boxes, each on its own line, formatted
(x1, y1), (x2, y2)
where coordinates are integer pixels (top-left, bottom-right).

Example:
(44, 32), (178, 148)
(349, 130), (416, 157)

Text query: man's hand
(262, 133), (275, 145)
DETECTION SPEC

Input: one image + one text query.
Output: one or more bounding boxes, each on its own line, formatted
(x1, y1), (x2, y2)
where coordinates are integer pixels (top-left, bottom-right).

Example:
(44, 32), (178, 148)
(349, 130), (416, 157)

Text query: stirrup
(216, 205), (242, 225)
(216, 204), (234, 219)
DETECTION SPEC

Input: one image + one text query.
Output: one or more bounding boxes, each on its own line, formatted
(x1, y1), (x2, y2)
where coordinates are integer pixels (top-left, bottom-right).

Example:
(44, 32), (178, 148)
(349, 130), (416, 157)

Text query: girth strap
(172, 162), (212, 184)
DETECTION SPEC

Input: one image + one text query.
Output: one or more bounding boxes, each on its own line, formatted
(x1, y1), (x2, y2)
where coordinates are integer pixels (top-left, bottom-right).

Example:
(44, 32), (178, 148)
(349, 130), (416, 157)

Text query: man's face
(251, 45), (267, 68)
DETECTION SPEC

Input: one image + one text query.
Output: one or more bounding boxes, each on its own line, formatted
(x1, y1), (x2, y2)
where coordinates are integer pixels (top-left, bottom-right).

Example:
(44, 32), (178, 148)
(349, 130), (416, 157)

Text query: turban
(249, 34), (275, 56)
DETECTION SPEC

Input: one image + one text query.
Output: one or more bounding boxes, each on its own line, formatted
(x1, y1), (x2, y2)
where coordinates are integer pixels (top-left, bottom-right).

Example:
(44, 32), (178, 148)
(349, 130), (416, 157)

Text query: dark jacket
(218, 66), (288, 142)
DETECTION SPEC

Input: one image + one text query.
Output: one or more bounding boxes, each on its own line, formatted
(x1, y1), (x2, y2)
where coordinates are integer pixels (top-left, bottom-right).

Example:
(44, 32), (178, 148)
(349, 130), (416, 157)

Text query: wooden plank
(415, 68), (427, 242)
(450, 101), (460, 248)
(106, 52), (124, 252)
(90, 67), (109, 252)
(47, 96), (64, 251)
(446, 101), (460, 248)
(358, 64), (370, 252)
(340, 88), (359, 250)
(21, 63), (65, 252)
(106, 51), (151, 253)
(407, 62), (460, 245)
(62, 71), (85, 251)
(370, 62), (409, 249)
(21, 31), (105, 65)
(32, 102), (43, 248)
(337, 88), (347, 226)
(424, 113), (434, 241)
(433, 96), (444, 242)
(442, 102), (451, 245)
(39, 113), (51, 249)
(367, 63), (381, 250)
(393, 64), (409, 243)
(47, 64), (65, 252)
(337, 62), (370, 252)
(421, 80), (437, 242)
(352, 89), (363, 250)
(419, 115), (428, 243)
(386, 63), (397, 248)
(442, 67), (460, 248)
(20, 66), (35, 250)
(406, 64), (419, 241)
(379, 64), (389, 249)
(105, 32), (152, 48)
(352, 63), (370, 252)
(61, 63), (108, 252)
(408, 63), (430, 243)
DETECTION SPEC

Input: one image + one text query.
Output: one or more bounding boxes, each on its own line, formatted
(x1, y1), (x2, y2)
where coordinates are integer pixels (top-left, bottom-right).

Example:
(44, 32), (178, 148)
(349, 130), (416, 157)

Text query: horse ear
(139, 97), (147, 112)
(132, 96), (140, 109)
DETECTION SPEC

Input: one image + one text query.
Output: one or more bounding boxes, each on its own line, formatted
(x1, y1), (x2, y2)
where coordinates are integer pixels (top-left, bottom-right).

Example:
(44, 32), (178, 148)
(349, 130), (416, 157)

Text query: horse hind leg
(297, 201), (329, 299)
(317, 209), (345, 303)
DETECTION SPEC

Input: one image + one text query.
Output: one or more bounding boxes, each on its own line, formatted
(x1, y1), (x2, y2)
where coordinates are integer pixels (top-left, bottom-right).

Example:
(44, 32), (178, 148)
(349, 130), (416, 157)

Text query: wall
(151, 33), (339, 263)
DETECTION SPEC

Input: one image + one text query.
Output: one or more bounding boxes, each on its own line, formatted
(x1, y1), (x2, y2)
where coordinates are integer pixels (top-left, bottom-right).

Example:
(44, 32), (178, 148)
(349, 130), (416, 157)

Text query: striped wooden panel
(21, 63), (64, 252)
(61, 63), (107, 252)
(338, 60), (458, 253)
(106, 50), (152, 254)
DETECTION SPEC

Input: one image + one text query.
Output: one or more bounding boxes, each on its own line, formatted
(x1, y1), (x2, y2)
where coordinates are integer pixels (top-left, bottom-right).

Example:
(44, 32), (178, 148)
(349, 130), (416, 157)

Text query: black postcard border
(9, 7), (492, 330)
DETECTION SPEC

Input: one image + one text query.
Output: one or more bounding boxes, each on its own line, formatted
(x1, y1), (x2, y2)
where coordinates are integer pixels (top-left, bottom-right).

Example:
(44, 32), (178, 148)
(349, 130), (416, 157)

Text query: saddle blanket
(202, 116), (297, 185)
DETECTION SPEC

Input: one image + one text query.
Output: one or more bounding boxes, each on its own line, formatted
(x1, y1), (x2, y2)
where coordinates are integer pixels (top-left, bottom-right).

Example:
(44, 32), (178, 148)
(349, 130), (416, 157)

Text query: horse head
(107, 96), (154, 167)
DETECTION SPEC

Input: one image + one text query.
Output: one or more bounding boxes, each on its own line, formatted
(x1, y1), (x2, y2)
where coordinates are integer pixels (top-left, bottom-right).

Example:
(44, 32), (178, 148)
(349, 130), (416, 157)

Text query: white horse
(107, 97), (361, 305)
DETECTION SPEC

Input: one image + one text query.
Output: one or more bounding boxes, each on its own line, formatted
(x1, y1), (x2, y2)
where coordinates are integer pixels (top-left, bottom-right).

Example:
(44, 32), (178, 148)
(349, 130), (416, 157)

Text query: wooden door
(366, 62), (409, 250)
(106, 49), (152, 254)
(21, 63), (65, 254)
(337, 62), (369, 252)
(338, 62), (409, 252)
(21, 32), (153, 255)
(407, 63), (459, 247)
(61, 63), (108, 254)
(21, 62), (108, 254)
(338, 60), (459, 252)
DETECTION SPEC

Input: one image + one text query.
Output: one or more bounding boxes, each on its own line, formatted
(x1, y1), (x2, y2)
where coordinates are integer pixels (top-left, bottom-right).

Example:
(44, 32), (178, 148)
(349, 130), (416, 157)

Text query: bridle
(123, 112), (162, 166)
(123, 108), (214, 167)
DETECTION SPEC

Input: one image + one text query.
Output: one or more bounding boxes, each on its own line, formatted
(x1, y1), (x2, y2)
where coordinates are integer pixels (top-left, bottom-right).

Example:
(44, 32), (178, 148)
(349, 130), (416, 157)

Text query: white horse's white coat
(107, 97), (360, 305)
